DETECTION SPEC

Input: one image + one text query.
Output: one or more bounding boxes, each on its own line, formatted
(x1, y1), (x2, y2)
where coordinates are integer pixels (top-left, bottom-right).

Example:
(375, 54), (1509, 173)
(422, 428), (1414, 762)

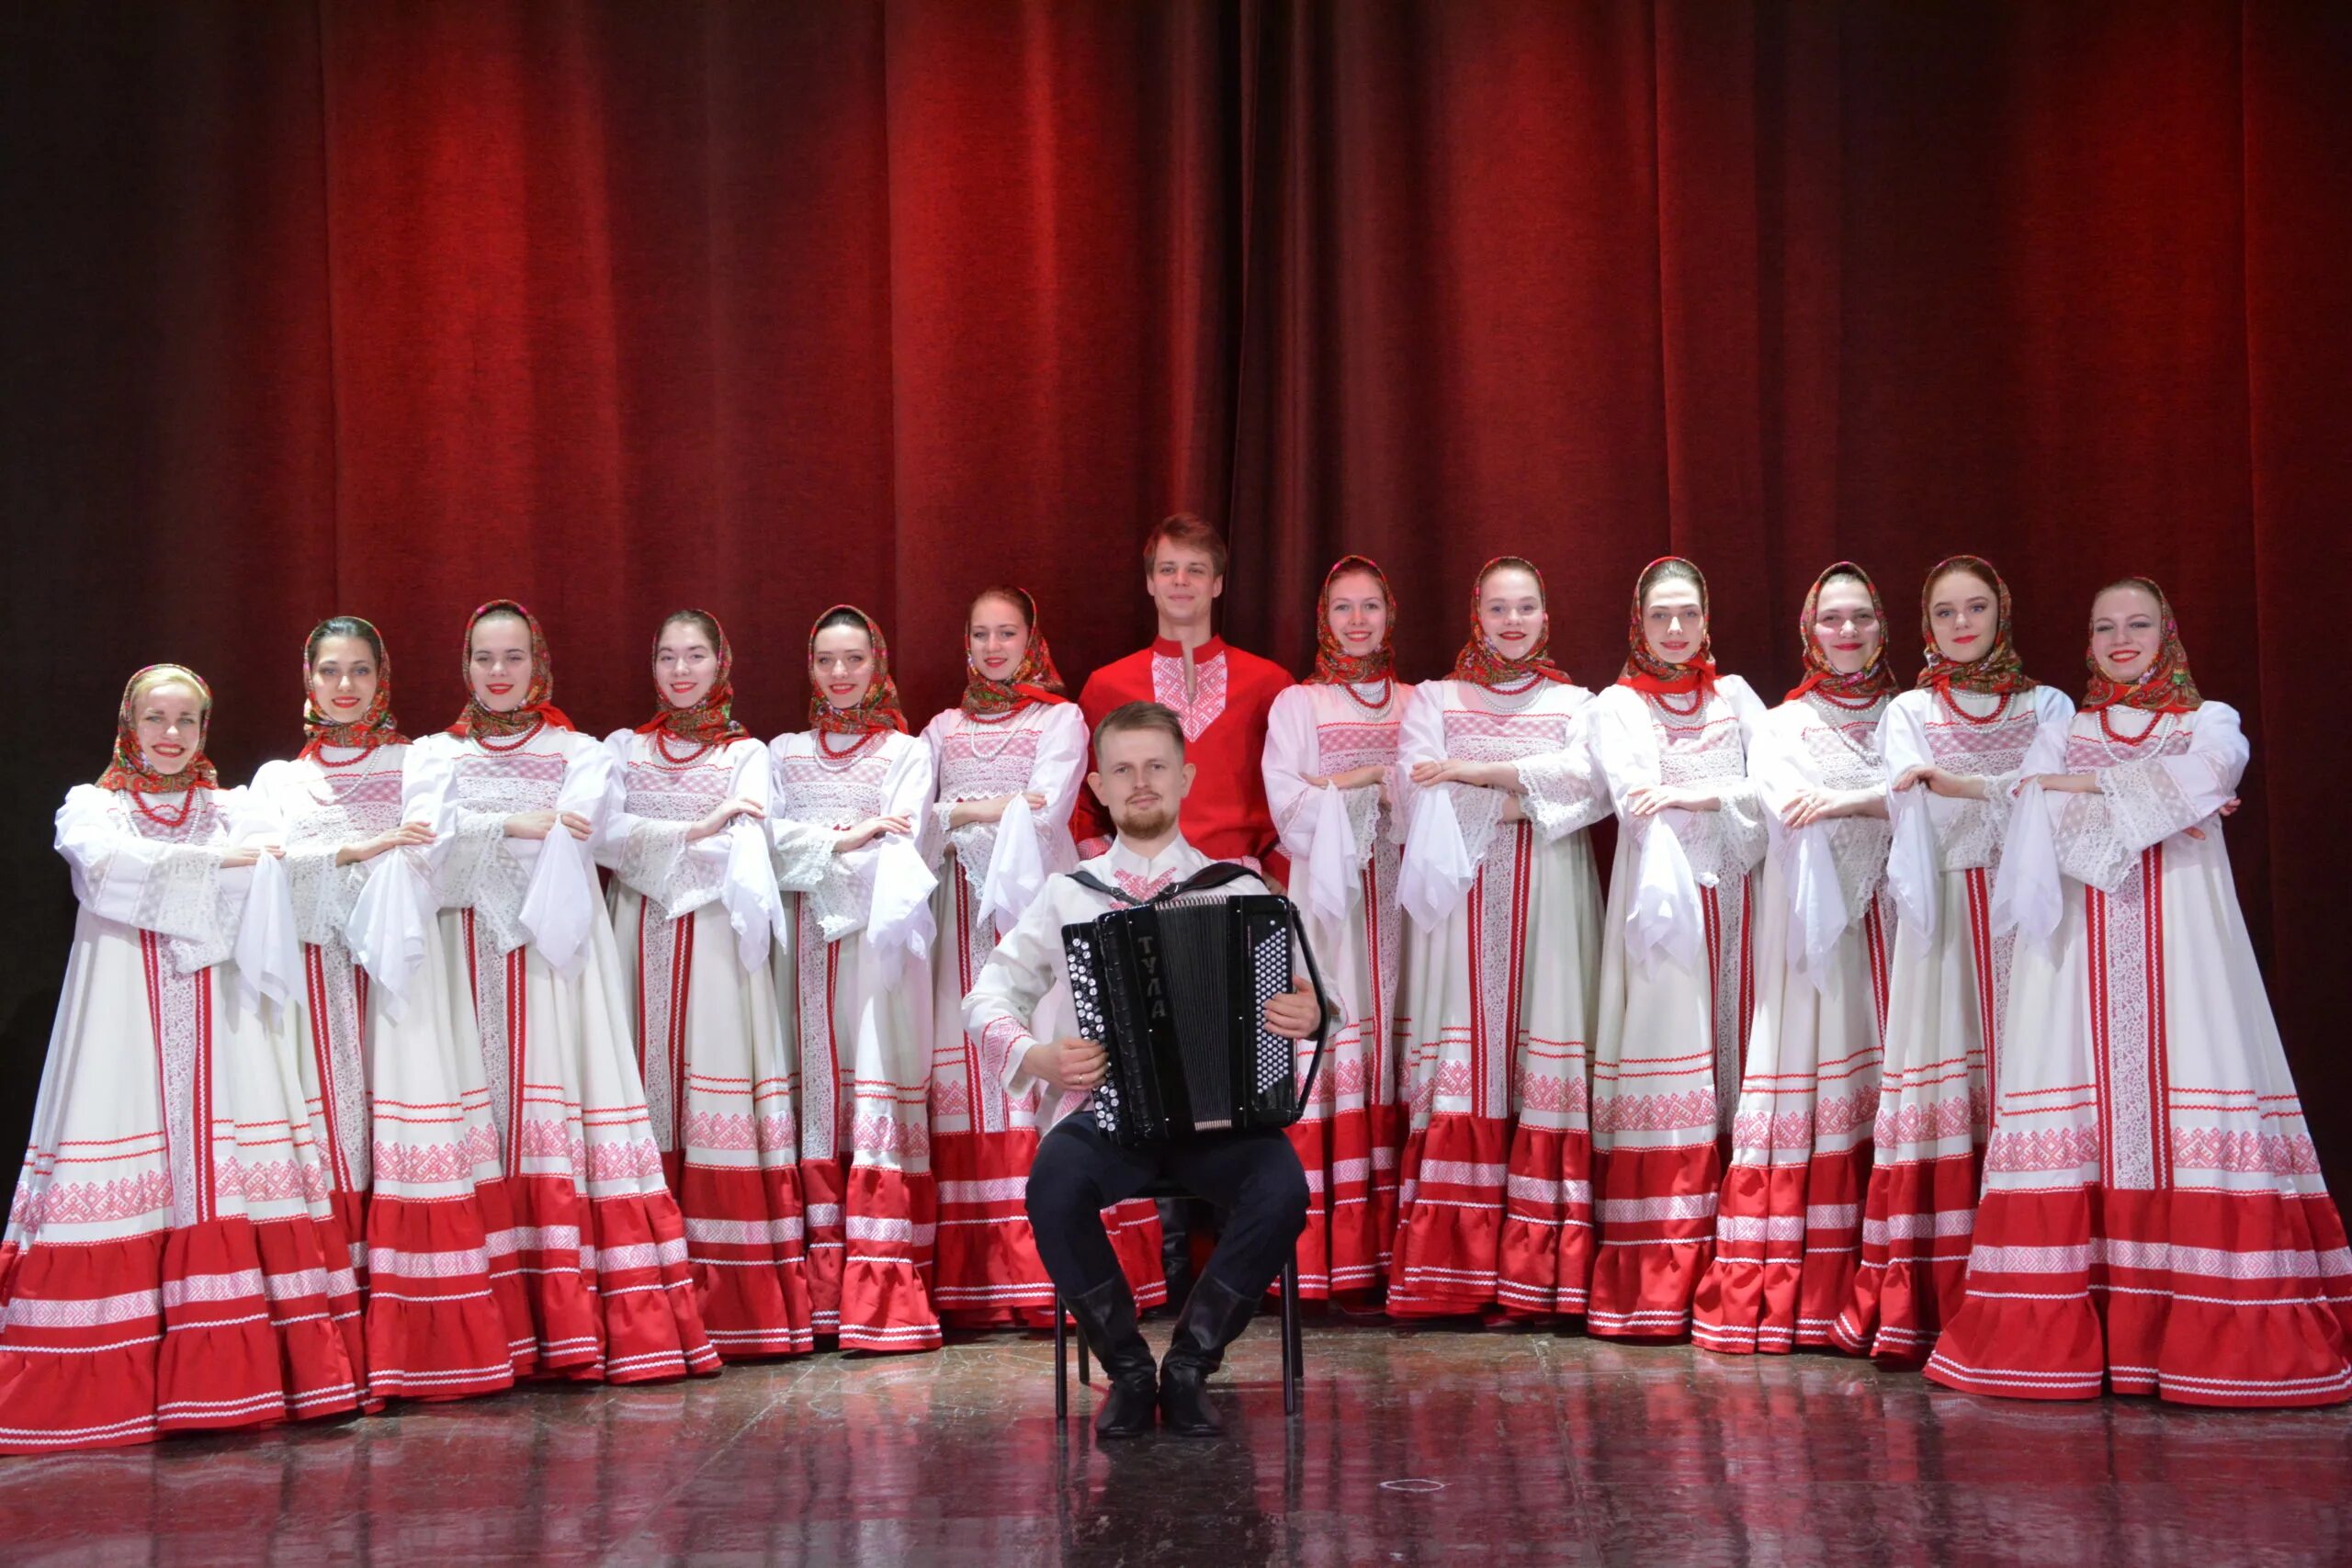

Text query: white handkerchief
(1298, 784), (1357, 929)
(1784, 823), (1847, 991)
(1398, 788), (1476, 929)
(1884, 787), (1940, 942)
(1991, 779), (2063, 946)
(232, 848), (300, 1011)
(348, 852), (434, 1021)
(519, 828), (598, 977)
(721, 819), (784, 972)
(1626, 814), (1702, 976)
(978, 795), (1046, 932)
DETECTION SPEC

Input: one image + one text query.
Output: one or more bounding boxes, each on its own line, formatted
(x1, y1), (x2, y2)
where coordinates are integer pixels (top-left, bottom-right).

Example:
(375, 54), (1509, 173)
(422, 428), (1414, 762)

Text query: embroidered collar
(1151, 636), (1225, 661)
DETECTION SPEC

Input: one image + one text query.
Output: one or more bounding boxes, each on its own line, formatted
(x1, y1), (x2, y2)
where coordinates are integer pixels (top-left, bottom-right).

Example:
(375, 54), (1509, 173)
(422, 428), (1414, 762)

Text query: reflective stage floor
(2, 1317), (2346, 1565)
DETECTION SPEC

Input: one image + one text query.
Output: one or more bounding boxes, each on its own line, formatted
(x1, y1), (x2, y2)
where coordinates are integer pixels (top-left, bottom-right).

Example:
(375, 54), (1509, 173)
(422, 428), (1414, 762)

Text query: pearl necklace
(2091, 706), (2171, 767)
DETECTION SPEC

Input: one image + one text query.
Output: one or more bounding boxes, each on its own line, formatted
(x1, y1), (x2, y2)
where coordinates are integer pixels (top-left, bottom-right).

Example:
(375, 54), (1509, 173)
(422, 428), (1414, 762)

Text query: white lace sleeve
(435, 810), (532, 952)
(284, 843), (366, 947)
(1447, 783), (1508, 866)
(1513, 722), (1609, 842)
(1703, 678), (1770, 874)
(772, 818), (837, 893)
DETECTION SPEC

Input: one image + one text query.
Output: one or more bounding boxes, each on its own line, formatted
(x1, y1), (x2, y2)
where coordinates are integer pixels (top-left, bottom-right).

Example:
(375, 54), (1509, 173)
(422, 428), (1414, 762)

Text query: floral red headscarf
(1452, 557), (1574, 687)
(1915, 555), (2037, 697)
(809, 605), (909, 735)
(1618, 557), (1718, 696)
(2082, 576), (2202, 715)
(961, 589), (1069, 718)
(451, 599), (575, 739)
(300, 617), (408, 760)
(636, 610), (750, 744)
(100, 664), (220, 793)
(1307, 556), (1398, 685)
(1786, 563), (1898, 705)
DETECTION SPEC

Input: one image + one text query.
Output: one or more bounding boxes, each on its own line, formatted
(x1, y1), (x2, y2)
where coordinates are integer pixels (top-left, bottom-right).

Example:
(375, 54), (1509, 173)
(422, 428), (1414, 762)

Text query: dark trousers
(1026, 1111), (1308, 1303)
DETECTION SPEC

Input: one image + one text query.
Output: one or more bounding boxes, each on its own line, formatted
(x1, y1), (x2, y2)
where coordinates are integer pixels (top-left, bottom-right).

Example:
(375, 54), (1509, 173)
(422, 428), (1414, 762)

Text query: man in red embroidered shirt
(1069, 513), (1293, 883)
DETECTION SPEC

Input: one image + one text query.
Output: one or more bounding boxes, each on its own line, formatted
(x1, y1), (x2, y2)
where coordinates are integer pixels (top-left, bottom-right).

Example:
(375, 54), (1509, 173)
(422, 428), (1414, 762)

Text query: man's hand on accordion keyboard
(1023, 1038), (1110, 1093)
(1262, 989), (1323, 1040)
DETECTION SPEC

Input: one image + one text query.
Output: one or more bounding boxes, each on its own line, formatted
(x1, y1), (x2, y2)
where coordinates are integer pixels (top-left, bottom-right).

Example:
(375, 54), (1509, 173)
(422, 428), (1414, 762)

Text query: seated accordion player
(1060, 867), (1333, 1146)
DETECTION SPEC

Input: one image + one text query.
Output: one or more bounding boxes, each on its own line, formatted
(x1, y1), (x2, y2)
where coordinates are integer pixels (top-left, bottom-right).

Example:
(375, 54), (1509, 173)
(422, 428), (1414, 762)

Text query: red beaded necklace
(1650, 684), (1704, 719)
(1808, 684), (1882, 713)
(313, 743), (370, 771)
(474, 716), (546, 753)
(1936, 683), (2012, 728)
(1341, 675), (1395, 715)
(133, 788), (195, 829)
(653, 728), (715, 766)
(818, 728), (885, 762)
(2097, 705), (2165, 745)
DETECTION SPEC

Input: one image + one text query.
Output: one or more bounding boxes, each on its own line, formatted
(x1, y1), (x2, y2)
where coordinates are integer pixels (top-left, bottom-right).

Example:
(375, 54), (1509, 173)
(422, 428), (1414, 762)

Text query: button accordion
(1061, 891), (1330, 1147)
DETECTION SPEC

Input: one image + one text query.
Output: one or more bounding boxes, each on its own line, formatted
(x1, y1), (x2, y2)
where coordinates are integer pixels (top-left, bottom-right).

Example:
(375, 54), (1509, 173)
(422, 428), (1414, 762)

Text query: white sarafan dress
(1585, 676), (1769, 1340)
(0, 784), (363, 1452)
(252, 744), (527, 1402)
(1388, 677), (1608, 1319)
(769, 726), (942, 1352)
(1690, 692), (1894, 1354)
(411, 725), (718, 1383)
(600, 726), (820, 1359)
(1925, 702), (2352, 1406)
(1830, 682), (2072, 1364)
(1264, 680), (1409, 1299)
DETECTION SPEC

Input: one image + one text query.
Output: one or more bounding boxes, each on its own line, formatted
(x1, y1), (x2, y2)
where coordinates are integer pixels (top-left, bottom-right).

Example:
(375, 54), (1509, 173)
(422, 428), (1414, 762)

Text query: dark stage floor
(1, 1318), (2346, 1566)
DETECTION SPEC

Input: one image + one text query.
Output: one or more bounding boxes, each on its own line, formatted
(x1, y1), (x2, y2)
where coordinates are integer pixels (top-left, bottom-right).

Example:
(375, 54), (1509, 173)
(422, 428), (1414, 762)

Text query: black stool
(1051, 1179), (1306, 1419)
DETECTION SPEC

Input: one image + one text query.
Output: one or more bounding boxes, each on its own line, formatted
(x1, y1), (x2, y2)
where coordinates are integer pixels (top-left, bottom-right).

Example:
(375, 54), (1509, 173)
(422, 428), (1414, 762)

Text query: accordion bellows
(1061, 894), (1329, 1147)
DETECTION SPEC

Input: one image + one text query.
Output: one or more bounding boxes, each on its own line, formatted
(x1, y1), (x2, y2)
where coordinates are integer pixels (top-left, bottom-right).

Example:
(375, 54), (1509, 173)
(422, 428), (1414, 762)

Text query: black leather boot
(1067, 1278), (1158, 1438)
(1158, 1274), (1259, 1437)
(1156, 1198), (1193, 1317)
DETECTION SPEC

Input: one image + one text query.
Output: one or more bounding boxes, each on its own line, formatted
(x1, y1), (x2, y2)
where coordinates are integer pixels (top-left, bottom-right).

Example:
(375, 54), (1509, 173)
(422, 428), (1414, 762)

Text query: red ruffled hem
(0, 1215), (362, 1455)
(1925, 1186), (2352, 1408)
(364, 1194), (524, 1403)
(1692, 1146), (1870, 1355)
(680, 1162), (816, 1359)
(1828, 1151), (1978, 1366)
(1586, 1142), (1721, 1340)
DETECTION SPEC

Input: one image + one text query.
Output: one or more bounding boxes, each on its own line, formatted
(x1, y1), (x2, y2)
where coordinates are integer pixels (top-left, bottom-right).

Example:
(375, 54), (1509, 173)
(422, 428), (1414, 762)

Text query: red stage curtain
(3, 2), (2347, 1186)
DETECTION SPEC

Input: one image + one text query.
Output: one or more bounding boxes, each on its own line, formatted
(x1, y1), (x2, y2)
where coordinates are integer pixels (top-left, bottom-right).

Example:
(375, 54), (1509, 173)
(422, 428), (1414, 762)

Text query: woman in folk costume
(1690, 566), (1896, 1354)
(1387, 558), (1611, 1319)
(1586, 557), (1770, 1340)
(770, 605), (942, 1352)
(0, 667), (362, 1452)
(1926, 580), (2352, 1406)
(1830, 558), (2073, 1364)
(917, 589), (1165, 1327)
(1261, 557), (1410, 1300)
(249, 618), (526, 1403)
(600, 611), (825, 1359)
(410, 600), (717, 1383)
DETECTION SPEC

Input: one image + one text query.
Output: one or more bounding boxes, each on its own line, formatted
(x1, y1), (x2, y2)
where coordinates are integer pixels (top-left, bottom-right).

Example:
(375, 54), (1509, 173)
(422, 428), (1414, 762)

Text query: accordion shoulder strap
(1069, 861), (1257, 907)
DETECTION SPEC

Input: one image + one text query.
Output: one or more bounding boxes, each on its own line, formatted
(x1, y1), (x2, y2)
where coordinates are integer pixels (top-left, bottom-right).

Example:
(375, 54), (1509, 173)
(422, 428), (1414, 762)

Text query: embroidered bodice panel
(451, 743), (568, 816)
(2054, 713), (2202, 893)
(1788, 698), (1894, 915)
(1647, 694), (1747, 790)
(1922, 691), (2041, 871)
(623, 740), (735, 821)
(935, 709), (1051, 803)
(277, 751), (408, 848)
(775, 737), (899, 829)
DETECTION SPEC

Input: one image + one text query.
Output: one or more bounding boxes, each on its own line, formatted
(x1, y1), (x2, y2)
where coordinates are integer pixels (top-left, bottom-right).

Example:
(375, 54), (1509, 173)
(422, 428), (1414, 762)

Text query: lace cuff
(285, 844), (365, 947)
(2099, 758), (2201, 858)
(135, 846), (226, 945)
(772, 823), (836, 895)
(810, 854), (874, 942)
(1515, 750), (1608, 842)
(1826, 817), (1894, 923)
(1450, 784), (1508, 867)
(620, 819), (713, 914)
(948, 820), (1001, 897)
(1342, 784), (1382, 863)
(438, 812), (532, 953)
(1938, 795), (2007, 873)
(2052, 792), (2134, 893)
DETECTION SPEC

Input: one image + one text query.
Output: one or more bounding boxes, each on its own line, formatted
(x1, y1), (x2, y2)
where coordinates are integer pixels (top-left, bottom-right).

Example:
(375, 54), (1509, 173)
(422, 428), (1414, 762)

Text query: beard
(1112, 802), (1175, 840)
